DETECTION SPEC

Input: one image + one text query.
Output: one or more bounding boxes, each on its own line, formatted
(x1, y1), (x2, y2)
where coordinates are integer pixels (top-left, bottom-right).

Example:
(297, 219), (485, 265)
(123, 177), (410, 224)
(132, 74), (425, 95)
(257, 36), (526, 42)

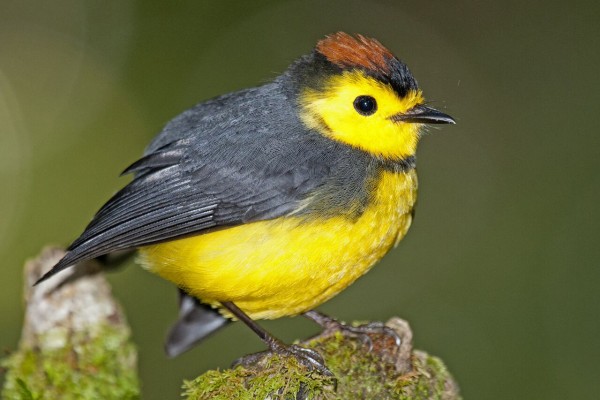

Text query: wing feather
(35, 82), (351, 284)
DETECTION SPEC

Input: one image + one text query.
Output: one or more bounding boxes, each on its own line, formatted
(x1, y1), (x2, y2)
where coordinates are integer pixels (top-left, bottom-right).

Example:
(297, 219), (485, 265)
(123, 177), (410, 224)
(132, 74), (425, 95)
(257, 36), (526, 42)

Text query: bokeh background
(1, 1), (598, 399)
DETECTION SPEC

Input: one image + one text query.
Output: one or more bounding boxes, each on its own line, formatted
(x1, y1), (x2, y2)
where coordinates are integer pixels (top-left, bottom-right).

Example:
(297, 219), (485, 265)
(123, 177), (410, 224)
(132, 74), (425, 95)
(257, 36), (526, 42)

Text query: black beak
(390, 105), (455, 125)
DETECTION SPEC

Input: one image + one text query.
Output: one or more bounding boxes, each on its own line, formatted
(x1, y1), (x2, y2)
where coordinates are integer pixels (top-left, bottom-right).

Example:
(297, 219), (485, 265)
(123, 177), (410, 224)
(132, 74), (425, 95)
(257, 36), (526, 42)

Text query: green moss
(183, 354), (336, 400)
(1, 325), (139, 400)
(183, 330), (460, 400)
(389, 351), (461, 400)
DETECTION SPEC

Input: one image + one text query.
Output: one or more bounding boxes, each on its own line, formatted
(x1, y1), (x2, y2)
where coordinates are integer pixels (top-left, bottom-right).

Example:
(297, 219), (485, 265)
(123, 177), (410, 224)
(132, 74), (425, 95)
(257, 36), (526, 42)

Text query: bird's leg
(304, 310), (401, 350)
(220, 301), (333, 376)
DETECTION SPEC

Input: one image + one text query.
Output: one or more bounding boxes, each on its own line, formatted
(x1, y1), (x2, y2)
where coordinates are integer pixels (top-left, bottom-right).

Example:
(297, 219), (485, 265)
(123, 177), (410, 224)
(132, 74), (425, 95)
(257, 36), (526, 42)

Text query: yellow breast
(138, 169), (417, 319)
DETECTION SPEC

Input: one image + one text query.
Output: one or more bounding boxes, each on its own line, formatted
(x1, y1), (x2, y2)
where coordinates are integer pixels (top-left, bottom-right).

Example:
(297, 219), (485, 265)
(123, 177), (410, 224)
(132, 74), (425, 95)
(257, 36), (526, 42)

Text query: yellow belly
(138, 169), (417, 319)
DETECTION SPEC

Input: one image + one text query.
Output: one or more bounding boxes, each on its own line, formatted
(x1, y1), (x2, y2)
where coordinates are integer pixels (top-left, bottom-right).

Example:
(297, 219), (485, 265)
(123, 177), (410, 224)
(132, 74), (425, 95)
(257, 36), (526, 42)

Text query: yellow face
(298, 70), (425, 160)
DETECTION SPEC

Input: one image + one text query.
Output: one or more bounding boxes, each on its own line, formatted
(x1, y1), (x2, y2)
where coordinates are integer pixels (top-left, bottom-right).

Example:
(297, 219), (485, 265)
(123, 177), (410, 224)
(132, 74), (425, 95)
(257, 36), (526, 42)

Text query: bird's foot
(233, 340), (333, 377)
(220, 301), (333, 377)
(304, 310), (401, 351)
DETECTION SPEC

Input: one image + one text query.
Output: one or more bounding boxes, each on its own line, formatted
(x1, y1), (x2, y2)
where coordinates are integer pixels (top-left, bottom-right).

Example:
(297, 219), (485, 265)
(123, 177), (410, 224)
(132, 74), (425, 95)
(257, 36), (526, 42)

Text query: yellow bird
(38, 32), (454, 371)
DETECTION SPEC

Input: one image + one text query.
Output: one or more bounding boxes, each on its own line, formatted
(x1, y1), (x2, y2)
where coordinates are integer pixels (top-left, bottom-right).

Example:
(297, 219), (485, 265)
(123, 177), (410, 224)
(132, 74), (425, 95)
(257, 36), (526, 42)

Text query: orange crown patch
(316, 32), (394, 75)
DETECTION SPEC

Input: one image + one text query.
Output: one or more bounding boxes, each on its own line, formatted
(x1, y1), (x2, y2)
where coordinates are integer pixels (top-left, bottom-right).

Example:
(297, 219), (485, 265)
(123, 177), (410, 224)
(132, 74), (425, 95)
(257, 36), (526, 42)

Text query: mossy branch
(3, 247), (460, 399)
(183, 318), (460, 400)
(1, 247), (140, 399)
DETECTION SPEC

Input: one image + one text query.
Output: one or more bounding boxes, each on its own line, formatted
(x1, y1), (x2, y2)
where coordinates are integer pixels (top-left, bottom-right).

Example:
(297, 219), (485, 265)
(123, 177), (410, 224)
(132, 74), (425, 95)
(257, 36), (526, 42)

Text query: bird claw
(305, 310), (401, 351)
(343, 321), (402, 349)
(278, 343), (334, 377)
(233, 342), (334, 377)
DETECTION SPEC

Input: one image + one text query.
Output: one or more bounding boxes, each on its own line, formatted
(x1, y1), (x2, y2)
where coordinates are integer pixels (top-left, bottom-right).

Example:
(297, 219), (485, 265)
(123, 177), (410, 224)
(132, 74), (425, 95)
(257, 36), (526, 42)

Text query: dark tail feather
(33, 254), (78, 285)
(165, 290), (230, 358)
(34, 249), (135, 286)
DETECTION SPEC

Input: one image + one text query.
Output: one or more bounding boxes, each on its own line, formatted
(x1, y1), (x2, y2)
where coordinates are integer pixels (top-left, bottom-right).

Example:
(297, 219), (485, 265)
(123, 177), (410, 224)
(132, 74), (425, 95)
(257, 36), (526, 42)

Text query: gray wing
(36, 82), (337, 284)
(37, 137), (330, 284)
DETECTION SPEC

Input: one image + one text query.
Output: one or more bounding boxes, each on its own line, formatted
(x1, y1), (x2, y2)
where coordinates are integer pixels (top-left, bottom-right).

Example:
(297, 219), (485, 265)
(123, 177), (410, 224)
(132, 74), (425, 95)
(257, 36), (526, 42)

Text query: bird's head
(290, 32), (454, 161)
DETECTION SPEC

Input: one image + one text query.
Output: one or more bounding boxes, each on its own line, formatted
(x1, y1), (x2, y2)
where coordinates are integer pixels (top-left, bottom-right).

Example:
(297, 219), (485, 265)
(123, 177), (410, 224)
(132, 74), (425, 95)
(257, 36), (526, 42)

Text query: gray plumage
(37, 68), (399, 284)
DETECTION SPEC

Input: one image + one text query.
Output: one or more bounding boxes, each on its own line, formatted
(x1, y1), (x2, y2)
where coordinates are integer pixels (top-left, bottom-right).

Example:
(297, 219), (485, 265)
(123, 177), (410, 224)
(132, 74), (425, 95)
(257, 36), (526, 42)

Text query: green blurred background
(1, 1), (598, 398)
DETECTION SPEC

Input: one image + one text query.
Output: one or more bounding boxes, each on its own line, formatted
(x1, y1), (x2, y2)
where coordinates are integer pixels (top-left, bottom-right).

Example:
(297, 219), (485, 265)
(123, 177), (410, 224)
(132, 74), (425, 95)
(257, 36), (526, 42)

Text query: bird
(36, 32), (454, 371)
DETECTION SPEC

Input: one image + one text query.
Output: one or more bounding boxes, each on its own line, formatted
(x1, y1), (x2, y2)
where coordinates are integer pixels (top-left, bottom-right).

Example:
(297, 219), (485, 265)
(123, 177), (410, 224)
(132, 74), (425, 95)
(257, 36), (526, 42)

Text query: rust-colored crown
(316, 32), (394, 75)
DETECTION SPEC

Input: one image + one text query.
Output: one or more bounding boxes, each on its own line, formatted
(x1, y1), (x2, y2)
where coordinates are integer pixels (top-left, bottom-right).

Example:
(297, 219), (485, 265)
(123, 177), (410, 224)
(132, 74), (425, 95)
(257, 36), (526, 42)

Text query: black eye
(353, 96), (377, 116)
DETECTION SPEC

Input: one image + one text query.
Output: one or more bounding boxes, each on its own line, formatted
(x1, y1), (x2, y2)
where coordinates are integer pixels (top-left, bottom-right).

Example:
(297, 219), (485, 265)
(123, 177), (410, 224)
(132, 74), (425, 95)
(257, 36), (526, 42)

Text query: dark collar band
(379, 155), (416, 173)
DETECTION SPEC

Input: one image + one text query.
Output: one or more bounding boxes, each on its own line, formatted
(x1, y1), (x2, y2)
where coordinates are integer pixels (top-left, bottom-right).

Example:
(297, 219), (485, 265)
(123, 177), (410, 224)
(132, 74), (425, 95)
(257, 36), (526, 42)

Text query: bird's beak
(390, 105), (455, 125)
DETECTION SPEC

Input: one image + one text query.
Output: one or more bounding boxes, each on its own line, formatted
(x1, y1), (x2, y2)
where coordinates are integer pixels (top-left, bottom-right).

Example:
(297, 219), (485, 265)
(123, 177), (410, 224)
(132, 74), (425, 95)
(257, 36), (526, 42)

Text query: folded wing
(36, 135), (327, 284)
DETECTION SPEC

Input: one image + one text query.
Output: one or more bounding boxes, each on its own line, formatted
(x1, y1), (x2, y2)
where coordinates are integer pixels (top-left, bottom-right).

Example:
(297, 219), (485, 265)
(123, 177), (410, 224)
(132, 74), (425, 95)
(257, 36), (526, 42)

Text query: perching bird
(37, 32), (454, 369)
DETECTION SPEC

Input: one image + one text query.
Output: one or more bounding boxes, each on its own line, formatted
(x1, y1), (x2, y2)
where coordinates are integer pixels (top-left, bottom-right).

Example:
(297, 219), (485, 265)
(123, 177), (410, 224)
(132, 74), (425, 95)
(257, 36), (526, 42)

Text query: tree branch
(1, 247), (139, 399)
(183, 317), (460, 399)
